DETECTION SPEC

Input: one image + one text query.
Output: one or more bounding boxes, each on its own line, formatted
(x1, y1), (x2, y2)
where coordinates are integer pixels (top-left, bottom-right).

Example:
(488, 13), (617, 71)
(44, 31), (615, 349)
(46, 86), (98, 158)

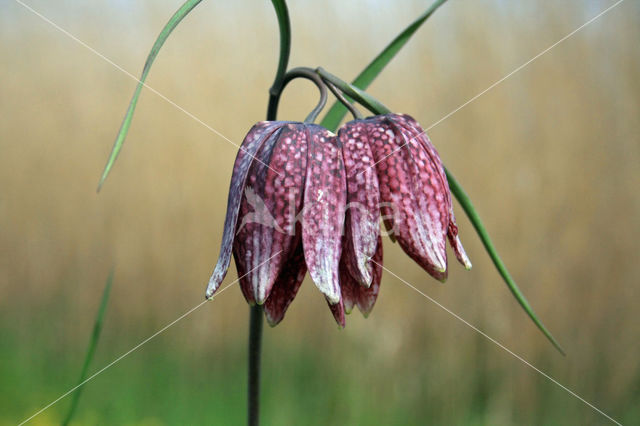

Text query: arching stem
(324, 79), (363, 120)
(316, 67), (391, 115)
(279, 67), (328, 123)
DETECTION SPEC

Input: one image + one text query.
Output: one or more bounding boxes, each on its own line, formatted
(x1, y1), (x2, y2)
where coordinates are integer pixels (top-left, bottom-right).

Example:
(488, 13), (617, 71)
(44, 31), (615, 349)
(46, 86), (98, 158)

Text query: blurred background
(1, 0), (638, 424)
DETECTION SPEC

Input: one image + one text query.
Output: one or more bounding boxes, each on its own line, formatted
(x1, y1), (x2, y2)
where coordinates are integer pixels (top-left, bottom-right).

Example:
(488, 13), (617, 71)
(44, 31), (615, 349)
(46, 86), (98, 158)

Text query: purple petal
(341, 236), (383, 316)
(237, 250), (256, 305)
(302, 125), (346, 304)
(263, 240), (307, 326)
(341, 264), (356, 314)
(365, 116), (447, 281)
(339, 120), (380, 287)
(395, 114), (471, 270)
(388, 115), (449, 279)
(447, 210), (472, 270)
(327, 295), (346, 328)
(233, 124), (308, 304)
(206, 122), (285, 299)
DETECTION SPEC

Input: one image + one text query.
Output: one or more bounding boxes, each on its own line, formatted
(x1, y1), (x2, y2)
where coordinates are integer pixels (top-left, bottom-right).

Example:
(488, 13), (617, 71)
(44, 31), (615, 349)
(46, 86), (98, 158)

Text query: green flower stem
(280, 67), (328, 123)
(317, 69), (564, 354)
(247, 3), (292, 426)
(247, 304), (264, 426)
(266, 0), (292, 121)
(316, 67), (391, 116)
(324, 79), (363, 120)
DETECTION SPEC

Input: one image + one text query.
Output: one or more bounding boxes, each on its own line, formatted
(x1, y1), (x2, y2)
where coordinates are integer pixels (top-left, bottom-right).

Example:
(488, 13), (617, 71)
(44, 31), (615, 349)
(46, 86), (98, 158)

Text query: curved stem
(248, 305), (264, 426)
(324, 79), (363, 120)
(316, 67), (391, 116)
(266, 0), (291, 121)
(278, 67), (328, 123)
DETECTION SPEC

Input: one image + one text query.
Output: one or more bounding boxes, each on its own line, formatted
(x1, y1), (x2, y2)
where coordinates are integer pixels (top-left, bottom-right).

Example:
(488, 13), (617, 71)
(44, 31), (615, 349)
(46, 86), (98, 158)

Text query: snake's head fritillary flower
(205, 113), (471, 327)
(205, 121), (348, 326)
(341, 113), (472, 282)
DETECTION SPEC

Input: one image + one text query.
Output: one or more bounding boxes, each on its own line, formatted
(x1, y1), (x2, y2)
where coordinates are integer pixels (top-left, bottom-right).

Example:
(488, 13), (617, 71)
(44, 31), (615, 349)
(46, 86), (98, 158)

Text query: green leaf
(445, 171), (565, 355)
(97, 0), (203, 191)
(318, 71), (564, 354)
(266, 0), (291, 120)
(319, 0), (448, 132)
(62, 269), (115, 425)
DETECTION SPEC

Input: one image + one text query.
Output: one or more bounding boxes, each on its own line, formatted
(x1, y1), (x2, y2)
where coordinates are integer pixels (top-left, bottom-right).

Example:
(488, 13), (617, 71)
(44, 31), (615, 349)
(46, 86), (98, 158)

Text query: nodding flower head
(342, 113), (472, 282)
(206, 113), (470, 327)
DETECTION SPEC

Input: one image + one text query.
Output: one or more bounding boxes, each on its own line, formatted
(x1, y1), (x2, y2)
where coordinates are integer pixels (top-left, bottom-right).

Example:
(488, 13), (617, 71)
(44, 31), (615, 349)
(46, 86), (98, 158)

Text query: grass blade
(61, 269), (115, 425)
(266, 0), (291, 120)
(97, 0), (204, 191)
(445, 171), (565, 355)
(318, 70), (564, 354)
(319, 0), (448, 131)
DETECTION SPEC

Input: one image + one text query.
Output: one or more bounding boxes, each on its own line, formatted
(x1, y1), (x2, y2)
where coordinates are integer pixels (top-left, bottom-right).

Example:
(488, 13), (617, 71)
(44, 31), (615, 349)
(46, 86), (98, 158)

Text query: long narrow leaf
(319, 70), (564, 354)
(445, 171), (565, 355)
(97, 0), (203, 191)
(266, 0), (291, 120)
(320, 0), (448, 131)
(62, 269), (115, 425)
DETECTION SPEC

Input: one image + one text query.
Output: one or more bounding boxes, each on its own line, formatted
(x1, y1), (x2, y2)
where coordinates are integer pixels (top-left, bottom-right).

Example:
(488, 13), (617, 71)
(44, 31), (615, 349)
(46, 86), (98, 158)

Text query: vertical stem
(252, 3), (290, 424)
(247, 304), (264, 426)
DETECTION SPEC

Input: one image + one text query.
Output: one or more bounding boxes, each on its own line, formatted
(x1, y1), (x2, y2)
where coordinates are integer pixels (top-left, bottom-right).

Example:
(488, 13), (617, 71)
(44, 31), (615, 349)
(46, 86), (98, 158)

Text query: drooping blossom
(205, 121), (348, 325)
(205, 113), (471, 327)
(342, 113), (472, 283)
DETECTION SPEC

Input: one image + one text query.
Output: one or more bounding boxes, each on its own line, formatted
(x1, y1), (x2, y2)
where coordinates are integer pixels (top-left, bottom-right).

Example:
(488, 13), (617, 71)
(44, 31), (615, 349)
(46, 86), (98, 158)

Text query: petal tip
(459, 250), (472, 270)
(361, 258), (374, 285)
(434, 251), (447, 273)
(254, 288), (268, 306)
(325, 291), (341, 305)
(265, 316), (280, 327)
(205, 277), (219, 299)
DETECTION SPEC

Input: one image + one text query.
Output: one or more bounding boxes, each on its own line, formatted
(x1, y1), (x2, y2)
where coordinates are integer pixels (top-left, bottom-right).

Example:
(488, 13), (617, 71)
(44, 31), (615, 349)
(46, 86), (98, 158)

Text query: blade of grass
(266, 0), (291, 121)
(319, 0), (448, 132)
(97, 0), (203, 191)
(318, 69), (564, 354)
(61, 269), (115, 426)
(445, 171), (565, 355)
